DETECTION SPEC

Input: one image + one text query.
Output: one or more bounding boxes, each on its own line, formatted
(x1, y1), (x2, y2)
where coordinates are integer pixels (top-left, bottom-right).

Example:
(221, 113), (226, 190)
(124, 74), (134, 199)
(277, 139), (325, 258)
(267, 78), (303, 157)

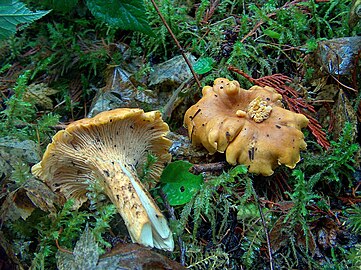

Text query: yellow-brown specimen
(184, 78), (309, 176)
(32, 108), (174, 251)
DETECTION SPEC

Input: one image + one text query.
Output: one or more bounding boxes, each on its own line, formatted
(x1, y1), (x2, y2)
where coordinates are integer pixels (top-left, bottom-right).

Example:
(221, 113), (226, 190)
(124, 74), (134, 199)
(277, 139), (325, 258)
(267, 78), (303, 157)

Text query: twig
(15, 123), (66, 131)
(189, 161), (229, 175)
(331, 74), (357, 92)
(150, 0), (201, 88)
(158, 188), (186, 265)
(162, 77), (193, 121)
(55, 227), (73, 254)
(200, 0), (220, 24)
(250, 182), (274, 270)
(240, 18), (271, 43)
(310, 99), (335, 103)
(240, 0), (308, 43)
(352, 181), (361, 197)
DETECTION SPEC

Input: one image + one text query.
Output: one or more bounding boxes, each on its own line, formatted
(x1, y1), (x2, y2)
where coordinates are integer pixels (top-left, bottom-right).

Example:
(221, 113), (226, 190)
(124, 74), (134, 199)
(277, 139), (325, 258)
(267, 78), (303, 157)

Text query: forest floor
(0, 0), (361, 269)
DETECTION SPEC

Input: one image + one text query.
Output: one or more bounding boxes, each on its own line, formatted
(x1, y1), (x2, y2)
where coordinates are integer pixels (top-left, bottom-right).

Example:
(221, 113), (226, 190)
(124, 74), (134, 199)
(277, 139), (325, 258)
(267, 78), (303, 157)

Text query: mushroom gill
(184, 78), (309, 176)
(32, 108), (174, 251)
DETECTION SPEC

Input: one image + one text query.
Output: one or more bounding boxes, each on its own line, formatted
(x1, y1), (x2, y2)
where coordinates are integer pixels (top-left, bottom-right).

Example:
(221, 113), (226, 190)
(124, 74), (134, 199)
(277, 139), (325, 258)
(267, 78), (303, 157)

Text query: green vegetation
(160, 160), (204, 206)
(0, 0), (360, 269)
(0, 0), (50, 41)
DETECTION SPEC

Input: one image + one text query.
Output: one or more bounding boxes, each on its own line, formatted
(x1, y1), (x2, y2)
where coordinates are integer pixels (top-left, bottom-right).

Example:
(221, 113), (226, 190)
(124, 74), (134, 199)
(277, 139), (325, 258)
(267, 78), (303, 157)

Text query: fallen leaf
(0, 137), (40, 179)
(25, 83), (59, 110)
(56, 225), (112, 270)
(149, 54), (196, 88)
(101, 243), (187, 270)
(0, 178), (63, 222)
(269, 216), (316, 255)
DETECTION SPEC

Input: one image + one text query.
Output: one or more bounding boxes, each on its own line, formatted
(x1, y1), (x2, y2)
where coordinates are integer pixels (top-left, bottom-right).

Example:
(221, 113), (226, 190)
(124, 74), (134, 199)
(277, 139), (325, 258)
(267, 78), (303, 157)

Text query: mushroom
(184, 78), (309, 176)
(32, 108), (174, 251)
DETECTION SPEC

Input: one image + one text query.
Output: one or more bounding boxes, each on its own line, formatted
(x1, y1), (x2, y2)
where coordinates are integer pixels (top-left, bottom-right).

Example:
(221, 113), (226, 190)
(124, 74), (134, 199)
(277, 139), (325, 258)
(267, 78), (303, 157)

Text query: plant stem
(149, 0), (201, 88)
(159, 188), (186, 265)
(250, 180), (274, 270)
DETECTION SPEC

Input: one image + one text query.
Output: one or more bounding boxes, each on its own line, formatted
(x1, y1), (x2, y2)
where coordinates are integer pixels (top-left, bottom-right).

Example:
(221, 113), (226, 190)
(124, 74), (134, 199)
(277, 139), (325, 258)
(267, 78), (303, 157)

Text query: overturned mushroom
(184, 78), (309, 176)
(32, 108), (174, 251)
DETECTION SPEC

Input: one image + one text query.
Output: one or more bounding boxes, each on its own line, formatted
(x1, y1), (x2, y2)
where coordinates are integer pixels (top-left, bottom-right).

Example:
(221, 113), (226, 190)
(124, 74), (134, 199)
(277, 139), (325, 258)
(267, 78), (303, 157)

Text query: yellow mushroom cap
(32, 108), (174, 250)
(184, 78), (309, 176)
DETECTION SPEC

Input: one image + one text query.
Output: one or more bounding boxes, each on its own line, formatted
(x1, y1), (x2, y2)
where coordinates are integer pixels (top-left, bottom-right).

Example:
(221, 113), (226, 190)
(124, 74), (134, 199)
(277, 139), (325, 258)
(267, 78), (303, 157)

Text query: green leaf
(85, 0), (154, 36)
(0, 0), (50, 40)
(193, 57), (215, 75)
(160, 160), (203, 206)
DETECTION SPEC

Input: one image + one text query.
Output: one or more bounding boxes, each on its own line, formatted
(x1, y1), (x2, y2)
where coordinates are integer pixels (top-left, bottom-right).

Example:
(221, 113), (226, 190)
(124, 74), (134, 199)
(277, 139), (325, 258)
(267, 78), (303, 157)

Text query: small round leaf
(160, 160), (203, 206)
(192, 57), (215, 75)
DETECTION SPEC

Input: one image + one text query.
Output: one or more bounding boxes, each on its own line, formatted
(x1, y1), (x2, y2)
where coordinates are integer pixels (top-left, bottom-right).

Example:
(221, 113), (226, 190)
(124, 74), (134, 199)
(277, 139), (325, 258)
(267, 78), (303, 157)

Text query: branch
(158, 188), (186, 265)
(250, 181), (274, 270)
(150, 0), (201, 88)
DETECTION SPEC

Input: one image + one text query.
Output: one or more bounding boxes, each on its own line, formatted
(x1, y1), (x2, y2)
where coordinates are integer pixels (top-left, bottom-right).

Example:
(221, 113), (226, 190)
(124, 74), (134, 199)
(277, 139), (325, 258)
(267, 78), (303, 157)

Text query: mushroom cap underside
(32, 108), (174, 250)
(33, 108), (172, 198)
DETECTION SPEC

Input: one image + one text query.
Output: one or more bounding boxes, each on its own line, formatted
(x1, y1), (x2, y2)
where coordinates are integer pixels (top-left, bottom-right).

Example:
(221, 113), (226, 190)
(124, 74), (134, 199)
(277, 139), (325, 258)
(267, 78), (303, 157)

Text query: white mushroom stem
(97, 160), (173, 251)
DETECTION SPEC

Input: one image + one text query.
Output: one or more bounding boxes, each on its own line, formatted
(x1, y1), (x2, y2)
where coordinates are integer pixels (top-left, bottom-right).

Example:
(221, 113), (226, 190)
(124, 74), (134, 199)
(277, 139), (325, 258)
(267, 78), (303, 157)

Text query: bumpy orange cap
(184, 78), (309, 176)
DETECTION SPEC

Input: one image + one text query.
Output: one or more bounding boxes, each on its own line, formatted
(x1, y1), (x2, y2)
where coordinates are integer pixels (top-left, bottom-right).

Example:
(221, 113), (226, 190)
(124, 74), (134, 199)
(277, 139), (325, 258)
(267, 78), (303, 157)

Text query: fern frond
(187, 248), (230, 269)
(349, 244), (361, 270)
(192, 184), (213, 238)
(241, 225), (264, 268)
(307, 122), (359, 189)
(347, 205), (361, 234)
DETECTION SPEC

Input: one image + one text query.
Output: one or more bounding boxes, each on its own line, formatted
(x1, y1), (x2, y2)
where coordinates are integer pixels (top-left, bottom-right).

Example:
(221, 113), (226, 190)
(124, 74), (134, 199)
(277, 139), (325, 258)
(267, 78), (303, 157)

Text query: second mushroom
(184, 78), (309, 176)
(32, 108), (174, 251)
